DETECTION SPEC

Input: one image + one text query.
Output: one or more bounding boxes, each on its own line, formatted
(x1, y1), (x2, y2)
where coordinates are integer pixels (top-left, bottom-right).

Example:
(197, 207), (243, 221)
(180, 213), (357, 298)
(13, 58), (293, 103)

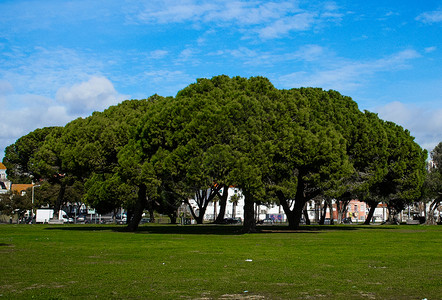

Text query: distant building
(189, 187), (377, 224)
(0, 162), (12, 194)
(11, 184), (34, 196)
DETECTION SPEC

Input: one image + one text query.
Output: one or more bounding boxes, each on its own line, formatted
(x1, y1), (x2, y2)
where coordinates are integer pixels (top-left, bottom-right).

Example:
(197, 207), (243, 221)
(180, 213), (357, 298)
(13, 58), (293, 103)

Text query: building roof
(0, 162), (6, 170)
(11, 184), (33, 193)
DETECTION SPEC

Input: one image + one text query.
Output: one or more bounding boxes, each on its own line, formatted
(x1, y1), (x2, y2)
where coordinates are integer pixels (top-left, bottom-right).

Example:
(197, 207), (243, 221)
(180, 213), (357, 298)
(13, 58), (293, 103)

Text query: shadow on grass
(44, 224), (244, 235)
(42, 223), (401, 235)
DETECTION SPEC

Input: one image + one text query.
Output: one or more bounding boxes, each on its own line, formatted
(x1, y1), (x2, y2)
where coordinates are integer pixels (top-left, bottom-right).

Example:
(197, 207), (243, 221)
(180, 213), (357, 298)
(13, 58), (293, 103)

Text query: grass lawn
(0, 224), (441, 299)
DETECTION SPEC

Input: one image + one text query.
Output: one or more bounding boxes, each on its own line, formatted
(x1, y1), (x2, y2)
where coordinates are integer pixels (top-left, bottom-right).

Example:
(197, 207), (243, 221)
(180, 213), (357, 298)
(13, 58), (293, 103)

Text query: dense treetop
(2, 76), (428, 231)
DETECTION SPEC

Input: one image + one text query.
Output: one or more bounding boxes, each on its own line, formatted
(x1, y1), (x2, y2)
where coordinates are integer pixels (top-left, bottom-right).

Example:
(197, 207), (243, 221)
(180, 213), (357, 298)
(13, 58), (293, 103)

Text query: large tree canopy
(2, 75), (427, 231)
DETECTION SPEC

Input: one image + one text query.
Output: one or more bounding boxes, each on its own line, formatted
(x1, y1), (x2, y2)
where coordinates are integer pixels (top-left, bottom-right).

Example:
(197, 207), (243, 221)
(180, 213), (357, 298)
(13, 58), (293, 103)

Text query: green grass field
(0, 224), (441, 299)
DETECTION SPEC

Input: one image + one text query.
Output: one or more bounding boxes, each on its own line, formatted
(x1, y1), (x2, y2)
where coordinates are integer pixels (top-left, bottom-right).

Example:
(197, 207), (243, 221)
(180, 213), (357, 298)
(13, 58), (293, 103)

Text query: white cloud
(375, 101), (442, 152)
(132, 0), (216, 24)
(128, 0), (345, 40)
(148, 50), (169, 59)
(208, 44), (326, 67)
(56, 76), (128, 115)
(129, 0), (297, 25)
(0, 93), (72, 160)
(0, 46), (105, 98)
(416, 10), (442, 24)
(291, 44), (325, 61)
(227, 47), (259, 59)
(142, 70), (194, 95)
(204, 1), (299, 25)
(0, 76), (129, 160)
(425, 46), (437, 53)
(258, 12), (316, 39)
(278, 49), (421, 92)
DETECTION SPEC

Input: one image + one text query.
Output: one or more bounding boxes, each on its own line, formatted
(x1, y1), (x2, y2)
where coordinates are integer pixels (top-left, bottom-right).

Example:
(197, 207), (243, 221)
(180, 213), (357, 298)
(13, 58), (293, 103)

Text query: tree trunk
(364, 201), (379, 225)
(127, 184), (147, 231)
(425, 199), (441, 225)
(214, 185), (228, 223)
(186, 199), (200, 223)
(147, 196), (155, 223)
(213, 200), (217, 221)
(53, 182), (66, 220)
(278, 173), (307, 230)
(279, 197), (295, 229)
(280, 197), (305, 230)
(241, 192), (257, 233)
(328, 199), (334, 225)
(303, 203), (311, 225)
(384, 206), (399, 225)
(168, 211), (178, 224)
(336, 200), (349, 224)
(186, 186), (221, 224)
(292, 200), (305, 229)
(319, 200), (327, 225)
(149, 209), (155, 223)
(195, 213), (203, 224)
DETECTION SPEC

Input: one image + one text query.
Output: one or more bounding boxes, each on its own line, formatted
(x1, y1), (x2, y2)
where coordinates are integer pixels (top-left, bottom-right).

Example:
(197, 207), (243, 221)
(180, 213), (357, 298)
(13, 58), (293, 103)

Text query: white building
(0, 162), (12, 194)
(188, 186), (286, 223)
(188, 186), (393, 224)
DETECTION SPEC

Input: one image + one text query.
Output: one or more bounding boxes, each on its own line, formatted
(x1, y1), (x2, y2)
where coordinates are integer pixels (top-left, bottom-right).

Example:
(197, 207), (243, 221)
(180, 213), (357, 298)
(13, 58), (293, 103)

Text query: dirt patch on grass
(219, 294), (265, 299)
(0, 243), (15, 253)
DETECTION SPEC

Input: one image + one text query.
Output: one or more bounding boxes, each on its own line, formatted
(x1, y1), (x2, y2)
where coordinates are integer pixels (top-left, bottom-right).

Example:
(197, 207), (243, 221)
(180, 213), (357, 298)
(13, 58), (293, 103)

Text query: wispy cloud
(0, 1), (123, 36)
(0, 92), (71, 159)
(209, 44), (326, 67)
(416, 10), (442, 24)
(375, 101), (442, 152)
(257, 12), (316, 39)
(278, 49), (421, 91)
(128, 0), (298, 25)
(147, 50), (169, 59)
(127, 0), (345, 39)
(142, 70), (194, 95)
(424, 46), (437, 53)
(0, 46), (105, 97)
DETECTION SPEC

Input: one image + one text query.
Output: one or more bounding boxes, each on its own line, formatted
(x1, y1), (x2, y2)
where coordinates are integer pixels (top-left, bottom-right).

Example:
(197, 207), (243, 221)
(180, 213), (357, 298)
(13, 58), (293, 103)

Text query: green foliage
(0, 190), (32, 218)
(431, 142), (442, 171)
(368, 121), (427, 217)
(3, 126), (59, 183)
(2, 75), (428, 229)
(84, 173), (135, 214)
(421, 142), (442, 224)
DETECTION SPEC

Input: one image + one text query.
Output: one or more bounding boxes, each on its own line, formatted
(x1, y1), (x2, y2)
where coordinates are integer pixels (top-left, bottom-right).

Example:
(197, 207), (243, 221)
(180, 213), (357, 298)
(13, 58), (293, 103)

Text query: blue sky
(1, 0), (441, 160)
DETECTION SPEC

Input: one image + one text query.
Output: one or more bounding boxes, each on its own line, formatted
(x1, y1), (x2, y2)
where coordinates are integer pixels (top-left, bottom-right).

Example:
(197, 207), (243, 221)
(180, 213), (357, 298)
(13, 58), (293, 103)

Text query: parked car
(257, 218), (273, 224)
(116, 214), (127, 224)
(342, 218), (352, 224)
(140, 218), (150, 224)
(222, 218), (241, 224)
(76, 215), (87, 223)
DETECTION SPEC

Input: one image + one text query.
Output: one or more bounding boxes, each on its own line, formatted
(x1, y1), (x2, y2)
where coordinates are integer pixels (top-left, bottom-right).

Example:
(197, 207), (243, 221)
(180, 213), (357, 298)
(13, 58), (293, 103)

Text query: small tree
(0, 190), (32, 223)
(423, 142), (442, 225)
